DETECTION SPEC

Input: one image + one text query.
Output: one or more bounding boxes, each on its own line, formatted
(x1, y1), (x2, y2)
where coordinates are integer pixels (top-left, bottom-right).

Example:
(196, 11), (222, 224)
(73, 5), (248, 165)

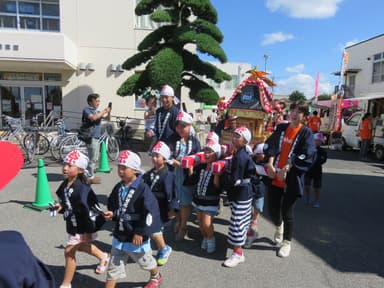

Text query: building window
(347, 75), (355, 98)
(225, 75), (239, 89)
(207, 79), (221, 89)
(0, 0), (60, 32)
(372, 52), (384, 83)
(45, 85), (62, 118)
(43, 73), (61, 81)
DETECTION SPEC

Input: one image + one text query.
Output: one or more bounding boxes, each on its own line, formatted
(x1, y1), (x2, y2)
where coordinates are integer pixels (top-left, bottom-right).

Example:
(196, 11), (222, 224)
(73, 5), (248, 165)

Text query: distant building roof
(345, 33), (384, 49)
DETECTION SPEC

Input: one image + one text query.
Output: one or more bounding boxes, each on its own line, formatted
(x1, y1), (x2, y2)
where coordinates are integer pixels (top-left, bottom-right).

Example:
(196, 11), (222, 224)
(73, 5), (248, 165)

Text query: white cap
(246, 144), (253, 155)
(253, 143), (265, 154)
(234, 126), (252, 144)
(176, 111), (193, 125)
(205, 140), (221, 158)
(117, 150), (144, 174)
(160, 85), (174, 97)
(151, 141), (171, 160)
(64, 150), (89, 170)
(206, 132), (219, 143)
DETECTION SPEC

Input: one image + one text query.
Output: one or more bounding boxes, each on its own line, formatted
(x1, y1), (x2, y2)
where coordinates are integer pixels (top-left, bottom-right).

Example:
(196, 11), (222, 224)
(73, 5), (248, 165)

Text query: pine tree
(117, 0), (231, 104)
(289, 90), (307, 102)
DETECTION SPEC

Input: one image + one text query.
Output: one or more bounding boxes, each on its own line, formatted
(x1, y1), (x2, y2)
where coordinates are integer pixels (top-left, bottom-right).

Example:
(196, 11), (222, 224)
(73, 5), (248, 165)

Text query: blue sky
(205, 0), (384, 98)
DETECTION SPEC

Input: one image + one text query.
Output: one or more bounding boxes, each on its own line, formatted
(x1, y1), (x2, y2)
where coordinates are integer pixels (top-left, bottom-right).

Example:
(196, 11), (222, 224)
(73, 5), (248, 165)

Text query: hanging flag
(340, 51), (349, 78)
(314, 72), (319, 102)
(335, 96), (344, 131)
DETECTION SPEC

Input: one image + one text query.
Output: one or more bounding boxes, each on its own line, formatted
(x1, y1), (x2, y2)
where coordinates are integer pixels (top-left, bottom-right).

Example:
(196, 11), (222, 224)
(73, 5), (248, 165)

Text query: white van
(341, 112), (384, 160)
(341, 112), (362, 149)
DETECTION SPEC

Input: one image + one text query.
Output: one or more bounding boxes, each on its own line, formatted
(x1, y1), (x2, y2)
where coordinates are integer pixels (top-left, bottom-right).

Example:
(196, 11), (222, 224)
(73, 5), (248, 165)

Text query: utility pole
(263, 54), (269, 72)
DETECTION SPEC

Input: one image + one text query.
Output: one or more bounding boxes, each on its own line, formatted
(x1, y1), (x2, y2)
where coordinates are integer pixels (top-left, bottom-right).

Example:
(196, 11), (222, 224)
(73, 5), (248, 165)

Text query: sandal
(95, 253), (110, 274)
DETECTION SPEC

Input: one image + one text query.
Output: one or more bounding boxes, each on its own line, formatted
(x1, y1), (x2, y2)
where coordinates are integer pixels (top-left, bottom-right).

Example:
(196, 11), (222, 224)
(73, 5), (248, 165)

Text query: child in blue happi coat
(53, 150), (108, 288)
(168, 111), (201, 241)
(103, 150), (163, 288)
(143, 141), (179, 266)
(222, 127), (257, 268)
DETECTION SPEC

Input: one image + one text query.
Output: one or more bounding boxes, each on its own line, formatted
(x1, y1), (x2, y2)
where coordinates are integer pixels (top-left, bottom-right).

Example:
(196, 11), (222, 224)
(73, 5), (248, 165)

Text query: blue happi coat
(223, 146), (257, 202)
(56, 178), (105, 235)
(107, 176), (161, 243)
(264, 123), (316, 196)
(143, 166), (179, 224)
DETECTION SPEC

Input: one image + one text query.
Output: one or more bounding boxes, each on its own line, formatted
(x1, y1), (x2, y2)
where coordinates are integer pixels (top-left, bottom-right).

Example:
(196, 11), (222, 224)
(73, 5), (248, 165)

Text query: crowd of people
(52, 85), (332, 288)
(4, 85), (336, 288)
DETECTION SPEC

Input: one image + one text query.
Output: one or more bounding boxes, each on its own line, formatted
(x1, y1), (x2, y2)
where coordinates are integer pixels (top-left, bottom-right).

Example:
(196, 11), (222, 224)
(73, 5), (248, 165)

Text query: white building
(0, 0), (252, 132)
(0, 0), (161, 129)
(343, 34), (384, 116)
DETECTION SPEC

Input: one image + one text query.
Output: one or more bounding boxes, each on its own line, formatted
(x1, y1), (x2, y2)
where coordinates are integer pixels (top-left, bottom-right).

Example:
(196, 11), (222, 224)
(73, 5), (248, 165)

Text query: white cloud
(286, 64), (305, 73)
(261, 32), (294, 46)
(338, 39), (359, 51)
(266, 0), (344, 19)
(274, 73), (333, 98)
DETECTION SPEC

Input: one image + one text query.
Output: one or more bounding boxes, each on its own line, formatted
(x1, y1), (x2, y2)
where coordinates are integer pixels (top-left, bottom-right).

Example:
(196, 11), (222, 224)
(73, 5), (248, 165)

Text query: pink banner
(314, 72), (319, 102)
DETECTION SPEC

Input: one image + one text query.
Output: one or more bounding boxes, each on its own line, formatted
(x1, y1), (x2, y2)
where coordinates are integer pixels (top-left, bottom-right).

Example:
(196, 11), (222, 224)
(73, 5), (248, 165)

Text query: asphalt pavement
(1, 147), (384, 288)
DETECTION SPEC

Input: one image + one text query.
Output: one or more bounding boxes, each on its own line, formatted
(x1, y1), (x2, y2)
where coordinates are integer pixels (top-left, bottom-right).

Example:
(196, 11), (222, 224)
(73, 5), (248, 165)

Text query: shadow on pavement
(327, 148), (384, 165)
(48, 265), (104, 288)
(166, 224), (228, 261)
(294, 172), (384, 278)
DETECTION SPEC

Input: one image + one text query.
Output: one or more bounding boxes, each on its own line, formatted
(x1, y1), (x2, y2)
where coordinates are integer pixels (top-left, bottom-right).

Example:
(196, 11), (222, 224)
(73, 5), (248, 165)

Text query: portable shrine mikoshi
(220, 68), (283, 147)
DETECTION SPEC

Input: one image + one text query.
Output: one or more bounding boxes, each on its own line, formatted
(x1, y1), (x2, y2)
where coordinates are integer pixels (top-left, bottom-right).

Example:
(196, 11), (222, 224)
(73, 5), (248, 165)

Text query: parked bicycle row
(0, 113), (140, 166)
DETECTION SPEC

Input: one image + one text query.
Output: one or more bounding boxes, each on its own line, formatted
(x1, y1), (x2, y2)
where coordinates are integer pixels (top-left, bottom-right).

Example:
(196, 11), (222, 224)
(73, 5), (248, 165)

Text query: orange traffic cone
(24, 159), (54, 212)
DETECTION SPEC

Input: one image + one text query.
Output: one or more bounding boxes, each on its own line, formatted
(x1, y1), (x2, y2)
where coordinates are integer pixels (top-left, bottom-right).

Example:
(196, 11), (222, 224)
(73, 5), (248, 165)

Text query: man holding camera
(82, 93), (111, 182)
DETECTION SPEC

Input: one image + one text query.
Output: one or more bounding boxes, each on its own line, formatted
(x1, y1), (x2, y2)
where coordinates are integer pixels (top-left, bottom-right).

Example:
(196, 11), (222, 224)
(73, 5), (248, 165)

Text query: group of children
(52, 88), (328, 287)
(52, 111), (273, 287)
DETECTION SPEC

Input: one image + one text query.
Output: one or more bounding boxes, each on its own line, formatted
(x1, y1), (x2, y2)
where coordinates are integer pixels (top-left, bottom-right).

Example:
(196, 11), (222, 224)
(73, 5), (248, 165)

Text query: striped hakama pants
(227, 198), (253, 246)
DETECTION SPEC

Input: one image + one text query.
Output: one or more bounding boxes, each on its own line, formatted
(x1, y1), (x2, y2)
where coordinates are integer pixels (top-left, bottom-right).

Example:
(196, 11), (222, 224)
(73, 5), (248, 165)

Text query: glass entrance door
(23, 87), (43, 126)
(1, 85), (45, 127)
(0, 86), (21, 118)
(0, 86), (21, 127)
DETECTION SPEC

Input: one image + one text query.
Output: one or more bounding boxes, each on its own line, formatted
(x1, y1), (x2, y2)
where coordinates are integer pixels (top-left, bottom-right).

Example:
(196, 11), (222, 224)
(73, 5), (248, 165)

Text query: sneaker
(244, 229), (259, 248)
(313, 201), (320, 208)
(201, 237), (207, 250)
(156, 245), (172, 266)
(206, 237), (216, 253)
(223, 253), (245, 268)
(274, 222), (284, 245)
(59, 285), (71, 288)
(144, 274), (163, 288)
(277, 240), (291, 258)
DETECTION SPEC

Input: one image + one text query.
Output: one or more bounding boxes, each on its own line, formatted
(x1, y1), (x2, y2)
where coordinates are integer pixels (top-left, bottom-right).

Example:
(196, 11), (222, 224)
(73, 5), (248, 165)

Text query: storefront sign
(0, 72), (42, 81)
(31, 95), (42, 103)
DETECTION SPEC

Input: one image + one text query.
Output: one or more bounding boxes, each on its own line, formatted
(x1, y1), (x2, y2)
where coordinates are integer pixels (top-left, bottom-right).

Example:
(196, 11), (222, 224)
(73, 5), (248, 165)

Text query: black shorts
(304, 173), (322, 188)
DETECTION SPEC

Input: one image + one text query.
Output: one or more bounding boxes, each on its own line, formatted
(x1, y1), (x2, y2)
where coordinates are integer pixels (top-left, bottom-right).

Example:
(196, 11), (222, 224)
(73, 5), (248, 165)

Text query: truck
(341, 110), (384, 160)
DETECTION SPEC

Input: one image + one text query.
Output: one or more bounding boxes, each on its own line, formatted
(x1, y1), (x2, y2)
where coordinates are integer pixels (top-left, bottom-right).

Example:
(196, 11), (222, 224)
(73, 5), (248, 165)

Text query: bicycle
(23, 113), (50, 156)
(49, 118), (78, 161)
(99, 122), (119, 160)
(114, 116), (133, 150)
(58, 121), (119, 161)
(1, 115), (35, 164)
